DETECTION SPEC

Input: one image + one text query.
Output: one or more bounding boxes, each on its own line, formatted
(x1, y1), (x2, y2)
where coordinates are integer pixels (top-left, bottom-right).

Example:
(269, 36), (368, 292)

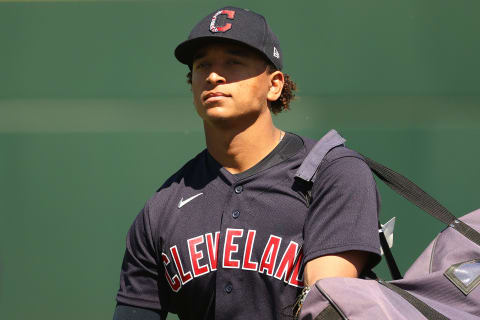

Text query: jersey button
(232, 210), (240, 219)
(234, 185), (243, 194)
(225, 283), (233, 294)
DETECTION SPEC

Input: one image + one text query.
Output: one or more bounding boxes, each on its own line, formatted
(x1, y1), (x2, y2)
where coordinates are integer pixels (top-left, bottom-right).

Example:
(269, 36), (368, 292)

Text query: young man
(114, 7), (381, 320)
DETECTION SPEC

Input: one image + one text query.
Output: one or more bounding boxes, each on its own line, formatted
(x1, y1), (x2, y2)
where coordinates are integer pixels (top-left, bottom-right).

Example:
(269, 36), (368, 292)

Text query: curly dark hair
(267, 65), (297, 114)
(186, 64), (296, 114)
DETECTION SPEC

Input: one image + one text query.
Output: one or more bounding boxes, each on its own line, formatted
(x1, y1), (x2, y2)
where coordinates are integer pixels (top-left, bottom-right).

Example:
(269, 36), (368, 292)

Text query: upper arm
(115, 200), (167, 312)
(302, 154), (381, 278)
(304, 250), (371, 286)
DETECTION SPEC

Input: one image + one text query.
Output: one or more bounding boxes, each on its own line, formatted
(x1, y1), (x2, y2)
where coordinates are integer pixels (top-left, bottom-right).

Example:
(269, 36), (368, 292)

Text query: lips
(203, 92), (231, 102)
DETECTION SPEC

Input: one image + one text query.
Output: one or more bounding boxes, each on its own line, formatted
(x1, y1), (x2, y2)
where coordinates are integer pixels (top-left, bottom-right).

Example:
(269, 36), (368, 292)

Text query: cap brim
(174, 36), (274, 69)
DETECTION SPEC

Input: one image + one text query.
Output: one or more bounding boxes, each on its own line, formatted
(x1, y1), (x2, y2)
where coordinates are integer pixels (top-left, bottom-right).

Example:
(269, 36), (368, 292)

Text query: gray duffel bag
(297, 130), (480, 320)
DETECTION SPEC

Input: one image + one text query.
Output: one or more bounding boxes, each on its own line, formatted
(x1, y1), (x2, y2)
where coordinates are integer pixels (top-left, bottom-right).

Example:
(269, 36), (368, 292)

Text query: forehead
(192, 40), (265, 61)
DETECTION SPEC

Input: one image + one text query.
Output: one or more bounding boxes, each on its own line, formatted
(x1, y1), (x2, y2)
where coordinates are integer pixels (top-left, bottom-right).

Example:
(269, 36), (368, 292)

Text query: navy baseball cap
(174, 6), (283, 70)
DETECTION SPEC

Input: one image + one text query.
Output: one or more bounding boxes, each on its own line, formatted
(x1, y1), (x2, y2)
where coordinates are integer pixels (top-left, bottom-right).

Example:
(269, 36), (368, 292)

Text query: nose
(206, 71), (226, 85)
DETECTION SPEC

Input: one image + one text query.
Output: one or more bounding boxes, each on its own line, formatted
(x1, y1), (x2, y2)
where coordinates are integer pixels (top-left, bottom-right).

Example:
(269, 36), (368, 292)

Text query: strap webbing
(378, 280), (450, 320)
(379, 226), (403, 280)
(364, 156), (480, 247)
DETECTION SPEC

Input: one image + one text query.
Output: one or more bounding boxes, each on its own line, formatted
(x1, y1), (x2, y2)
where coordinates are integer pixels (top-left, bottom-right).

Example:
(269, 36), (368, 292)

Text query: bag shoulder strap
(363, 156), (480, 247)
(295, 129), (346, 183)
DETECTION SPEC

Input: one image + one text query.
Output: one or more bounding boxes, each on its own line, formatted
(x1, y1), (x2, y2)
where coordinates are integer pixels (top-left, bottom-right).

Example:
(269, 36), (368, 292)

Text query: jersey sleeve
(302, 153), (381, 267)
(116, 200), (166, 312)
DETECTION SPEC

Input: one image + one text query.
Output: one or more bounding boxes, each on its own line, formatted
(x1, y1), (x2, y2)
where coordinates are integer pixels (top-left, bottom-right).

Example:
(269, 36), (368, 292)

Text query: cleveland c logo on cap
(210, 10), (235, 33)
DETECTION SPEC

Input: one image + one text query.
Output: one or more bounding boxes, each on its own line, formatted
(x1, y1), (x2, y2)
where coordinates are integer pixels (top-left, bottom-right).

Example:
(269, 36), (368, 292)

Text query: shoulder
(317, 146), (373, 186)
(321, 146), (367, 172)
(324, 145), (364, 162)
(309, 145), (378, 211)
(154, 149), (208, 193)
(136, 149), (209, 236)
(289, 131), (373, 182)
(145, 149), (209, 213)
(290, 132), (367, 170)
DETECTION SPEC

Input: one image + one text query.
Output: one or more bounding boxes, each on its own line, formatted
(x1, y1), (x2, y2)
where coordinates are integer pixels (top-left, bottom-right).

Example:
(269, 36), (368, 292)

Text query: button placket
(232, 210), (240, 219)
(234, 185), (243, 194)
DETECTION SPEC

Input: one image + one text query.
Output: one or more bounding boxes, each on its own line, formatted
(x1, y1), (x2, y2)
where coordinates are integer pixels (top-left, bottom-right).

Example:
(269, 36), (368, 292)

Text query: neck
(204, 110), (283, 174)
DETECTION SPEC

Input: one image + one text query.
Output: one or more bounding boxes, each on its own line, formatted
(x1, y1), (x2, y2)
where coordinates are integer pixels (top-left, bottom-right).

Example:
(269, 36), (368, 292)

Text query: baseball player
(113, 6), (381, 320)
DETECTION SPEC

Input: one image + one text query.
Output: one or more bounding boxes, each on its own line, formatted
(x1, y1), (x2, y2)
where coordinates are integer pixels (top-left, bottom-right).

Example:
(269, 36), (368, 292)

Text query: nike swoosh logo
(178, 193), (203, 208)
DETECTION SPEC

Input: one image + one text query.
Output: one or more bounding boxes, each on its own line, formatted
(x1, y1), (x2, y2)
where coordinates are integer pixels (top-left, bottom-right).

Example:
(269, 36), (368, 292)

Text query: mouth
(203, 92), (231, 103)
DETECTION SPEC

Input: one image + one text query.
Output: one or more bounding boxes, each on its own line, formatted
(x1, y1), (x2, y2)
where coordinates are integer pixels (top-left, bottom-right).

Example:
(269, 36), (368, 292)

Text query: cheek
(191, 75), (203, 105)
(238, 77), (269, 106)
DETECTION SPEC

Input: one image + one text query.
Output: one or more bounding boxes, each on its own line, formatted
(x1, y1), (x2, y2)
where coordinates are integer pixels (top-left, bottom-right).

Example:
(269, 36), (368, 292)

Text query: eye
(194, 61), (210, 70)
(227, 59), (242, 65)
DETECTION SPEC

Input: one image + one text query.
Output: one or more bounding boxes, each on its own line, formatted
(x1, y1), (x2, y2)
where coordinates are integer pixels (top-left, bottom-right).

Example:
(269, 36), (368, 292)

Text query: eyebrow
(192, 51), (206, 62)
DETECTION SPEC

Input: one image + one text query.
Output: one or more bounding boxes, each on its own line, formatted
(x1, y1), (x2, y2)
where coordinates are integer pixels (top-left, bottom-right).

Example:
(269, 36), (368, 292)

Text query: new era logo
(273, 47), (280, 59)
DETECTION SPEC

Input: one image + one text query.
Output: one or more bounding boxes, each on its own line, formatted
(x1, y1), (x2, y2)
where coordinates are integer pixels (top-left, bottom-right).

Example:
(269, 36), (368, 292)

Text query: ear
(267, 71), (284, 102)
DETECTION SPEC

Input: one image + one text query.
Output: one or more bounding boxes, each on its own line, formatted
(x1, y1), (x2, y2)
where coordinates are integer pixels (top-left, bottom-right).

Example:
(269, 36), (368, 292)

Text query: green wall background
(1, 1), (479, 319)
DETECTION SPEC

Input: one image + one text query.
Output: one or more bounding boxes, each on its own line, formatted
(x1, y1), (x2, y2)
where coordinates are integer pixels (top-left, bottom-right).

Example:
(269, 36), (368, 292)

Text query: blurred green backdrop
(1, 0), (479, 319)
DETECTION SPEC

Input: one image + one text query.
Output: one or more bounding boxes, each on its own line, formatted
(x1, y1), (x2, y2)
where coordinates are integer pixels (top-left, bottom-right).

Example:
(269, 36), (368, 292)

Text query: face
(191, 42), (282, 126)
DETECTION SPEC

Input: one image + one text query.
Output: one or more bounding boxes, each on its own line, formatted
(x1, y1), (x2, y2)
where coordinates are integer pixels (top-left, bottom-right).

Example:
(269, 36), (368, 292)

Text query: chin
(202, 104), (232, 119)
(204, 112), (234, 124)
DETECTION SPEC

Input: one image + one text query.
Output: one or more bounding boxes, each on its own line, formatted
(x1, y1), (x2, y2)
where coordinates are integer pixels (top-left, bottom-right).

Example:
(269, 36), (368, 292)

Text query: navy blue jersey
(116, 132), (381, 319)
